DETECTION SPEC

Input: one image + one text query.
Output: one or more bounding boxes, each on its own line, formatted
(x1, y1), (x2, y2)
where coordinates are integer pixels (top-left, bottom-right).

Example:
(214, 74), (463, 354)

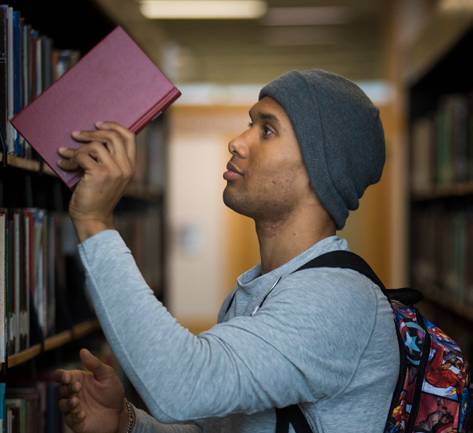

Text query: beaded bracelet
(124, 398), (136, 433)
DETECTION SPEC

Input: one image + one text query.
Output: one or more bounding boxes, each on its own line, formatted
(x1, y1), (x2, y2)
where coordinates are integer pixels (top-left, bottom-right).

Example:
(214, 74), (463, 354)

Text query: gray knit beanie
(258, 69), (385, 230)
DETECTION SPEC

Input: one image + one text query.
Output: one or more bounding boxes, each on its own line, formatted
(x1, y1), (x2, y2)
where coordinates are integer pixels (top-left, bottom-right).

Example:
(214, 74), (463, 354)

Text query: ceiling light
(262, 7), (352, 26)
(263, 28), (339, 46)
(139, 0), (267, 19)
(439, 0), (473, 11)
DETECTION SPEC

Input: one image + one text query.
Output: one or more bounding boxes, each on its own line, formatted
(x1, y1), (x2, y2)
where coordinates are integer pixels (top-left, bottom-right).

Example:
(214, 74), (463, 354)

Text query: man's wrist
(73, 218), (115, 243)
(117, 398), (136, 433)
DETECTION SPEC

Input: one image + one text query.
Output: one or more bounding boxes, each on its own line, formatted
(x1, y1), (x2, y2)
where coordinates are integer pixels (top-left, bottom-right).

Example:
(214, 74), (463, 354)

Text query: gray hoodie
(77, 230), (399, 433)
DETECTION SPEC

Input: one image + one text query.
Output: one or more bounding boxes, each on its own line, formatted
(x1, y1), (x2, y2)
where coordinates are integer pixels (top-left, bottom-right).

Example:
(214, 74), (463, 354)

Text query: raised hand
(57, 120), (137, 242)
(53, 348), (127, 433)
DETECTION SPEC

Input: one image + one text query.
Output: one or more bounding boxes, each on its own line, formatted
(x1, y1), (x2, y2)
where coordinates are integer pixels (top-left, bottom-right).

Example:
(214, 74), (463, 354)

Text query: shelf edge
(2, 319), (101, 369)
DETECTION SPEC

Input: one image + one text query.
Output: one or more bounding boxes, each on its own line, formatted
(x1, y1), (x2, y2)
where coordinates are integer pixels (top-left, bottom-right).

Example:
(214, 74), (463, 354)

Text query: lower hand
(53, 348), (127, 433)
(57, 121), (137, 241)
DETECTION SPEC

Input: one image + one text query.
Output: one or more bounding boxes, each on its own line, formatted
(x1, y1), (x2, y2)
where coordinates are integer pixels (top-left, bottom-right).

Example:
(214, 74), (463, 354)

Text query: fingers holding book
(94, 120), (137, 167)
(57, 120), (136, 175)
(57, 141), (114, 171)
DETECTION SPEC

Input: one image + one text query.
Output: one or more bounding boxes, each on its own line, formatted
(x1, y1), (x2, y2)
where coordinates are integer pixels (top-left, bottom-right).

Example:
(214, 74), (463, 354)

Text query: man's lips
(226, 162), (243, 175)
(224, 162), (244, 180)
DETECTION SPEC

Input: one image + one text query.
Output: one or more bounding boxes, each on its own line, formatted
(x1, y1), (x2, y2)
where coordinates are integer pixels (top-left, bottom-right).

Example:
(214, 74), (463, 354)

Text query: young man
(54, 69), (399, 433)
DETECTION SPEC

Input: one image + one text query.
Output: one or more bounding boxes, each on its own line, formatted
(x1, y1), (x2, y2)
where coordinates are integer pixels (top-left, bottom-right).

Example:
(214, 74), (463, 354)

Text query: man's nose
(228, 137), (237, 155)
(228, 133), (247, 157)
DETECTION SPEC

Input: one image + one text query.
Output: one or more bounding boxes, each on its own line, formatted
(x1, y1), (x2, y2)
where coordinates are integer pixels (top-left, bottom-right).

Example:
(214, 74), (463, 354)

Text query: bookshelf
(411, 181), (473, 201)
(6, 320), (100, 369)
(0, 0), (170, 427)
(406, 21), (473, 357)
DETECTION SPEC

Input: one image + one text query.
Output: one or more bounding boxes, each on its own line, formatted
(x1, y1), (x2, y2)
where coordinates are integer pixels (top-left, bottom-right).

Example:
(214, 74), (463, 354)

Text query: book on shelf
(8, 23), (181, 189)
(145, 117), (168, 191)
(132, 115), (168, 193)
(411, 92), (473, 194)
(0, 383), (4, 430)
(0, 210), (5, 362)
(411, 116), (434, 193)
(0, 6), (9, 160)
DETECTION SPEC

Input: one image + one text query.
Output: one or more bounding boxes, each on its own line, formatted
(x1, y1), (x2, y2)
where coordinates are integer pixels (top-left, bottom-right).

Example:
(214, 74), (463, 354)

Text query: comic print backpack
(251, 250), (473, 433)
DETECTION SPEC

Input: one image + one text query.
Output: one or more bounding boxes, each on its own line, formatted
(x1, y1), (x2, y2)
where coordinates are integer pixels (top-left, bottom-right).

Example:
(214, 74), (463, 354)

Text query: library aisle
(1, 0), (473, 431)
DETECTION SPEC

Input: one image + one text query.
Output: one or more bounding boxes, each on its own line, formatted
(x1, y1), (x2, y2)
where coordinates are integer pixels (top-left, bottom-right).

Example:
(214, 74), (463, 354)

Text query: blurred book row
(411, 92), (473, 193)
(0, 208), (93, 361)
(0, 5), (167, 193)
(0, 381), (73, 433)
(411, 205), (473, 310)
(0, 207), (162, 363)
(0, 5), (80, 159)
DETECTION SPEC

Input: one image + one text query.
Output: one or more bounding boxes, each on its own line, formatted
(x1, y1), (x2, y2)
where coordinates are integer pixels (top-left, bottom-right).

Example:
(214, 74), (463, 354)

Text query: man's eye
(248, 121), (273, 138)
(262, 125), (274, 138)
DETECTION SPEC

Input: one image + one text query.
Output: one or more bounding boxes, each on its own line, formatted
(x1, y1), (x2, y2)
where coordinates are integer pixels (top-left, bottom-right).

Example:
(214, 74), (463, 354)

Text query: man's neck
(255, 206), (336, 274)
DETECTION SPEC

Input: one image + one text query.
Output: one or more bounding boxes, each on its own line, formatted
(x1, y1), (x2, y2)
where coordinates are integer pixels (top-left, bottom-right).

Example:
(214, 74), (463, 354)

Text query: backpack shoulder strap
(294, 250), (388, 294)
(276, 405), (312, 433)
(293, 250), (423, 305)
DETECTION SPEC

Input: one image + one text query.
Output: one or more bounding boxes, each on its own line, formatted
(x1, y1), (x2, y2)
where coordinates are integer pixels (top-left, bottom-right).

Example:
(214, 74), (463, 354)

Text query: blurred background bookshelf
(405, 21), (473, 358)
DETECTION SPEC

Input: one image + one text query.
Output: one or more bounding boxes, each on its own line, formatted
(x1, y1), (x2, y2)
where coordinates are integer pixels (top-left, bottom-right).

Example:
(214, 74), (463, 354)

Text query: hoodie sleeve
(77, 229), (378, 424)
(131, 404), (203, 433)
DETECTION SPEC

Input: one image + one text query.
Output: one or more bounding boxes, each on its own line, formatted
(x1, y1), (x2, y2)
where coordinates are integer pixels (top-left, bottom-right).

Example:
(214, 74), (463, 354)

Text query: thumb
(80, 348), (112, 381)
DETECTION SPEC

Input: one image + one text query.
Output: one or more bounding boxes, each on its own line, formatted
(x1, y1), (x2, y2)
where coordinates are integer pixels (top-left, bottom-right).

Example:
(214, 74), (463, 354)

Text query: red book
(10, 25), (181, 189)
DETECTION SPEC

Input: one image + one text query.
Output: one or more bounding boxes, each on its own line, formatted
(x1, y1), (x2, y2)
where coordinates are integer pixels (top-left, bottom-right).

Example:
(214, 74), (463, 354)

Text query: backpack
(225, 250), (473, 433)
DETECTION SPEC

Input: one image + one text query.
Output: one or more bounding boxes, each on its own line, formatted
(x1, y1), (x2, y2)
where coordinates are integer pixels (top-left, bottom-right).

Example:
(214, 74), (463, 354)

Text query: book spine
(13, 210), (20, 354)
(18, 17), (25, 157)
(130, 87), (181, 134)
(24, 210), (30, 348)
(0, 7), (8, 158)
(36, 36), (42, 99)
(46, 214), (55, 336)
(30, 30), (37, 100)
(6, 210), (14, 357)
(0, 383), (4, 431)
(12, 11), (20, 156)
(7, 7), (14, 154)
(0, 209), (5, 362)
(22, 22), (31, 158)
(19, 208), (27, 351)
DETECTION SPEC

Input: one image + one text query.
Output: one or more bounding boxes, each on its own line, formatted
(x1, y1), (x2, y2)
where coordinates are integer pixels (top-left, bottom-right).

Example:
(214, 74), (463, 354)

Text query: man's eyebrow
(249, 110), (281, 128)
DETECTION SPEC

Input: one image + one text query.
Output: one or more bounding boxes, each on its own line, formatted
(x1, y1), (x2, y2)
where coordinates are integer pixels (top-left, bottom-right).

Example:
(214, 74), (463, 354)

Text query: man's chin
(222, 188), (236, 211)
(222, 189), (249, 216)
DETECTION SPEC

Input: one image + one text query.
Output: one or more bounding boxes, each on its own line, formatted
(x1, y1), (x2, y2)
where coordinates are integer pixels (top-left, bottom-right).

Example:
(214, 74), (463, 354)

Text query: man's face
(223, 96), (313, 221)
